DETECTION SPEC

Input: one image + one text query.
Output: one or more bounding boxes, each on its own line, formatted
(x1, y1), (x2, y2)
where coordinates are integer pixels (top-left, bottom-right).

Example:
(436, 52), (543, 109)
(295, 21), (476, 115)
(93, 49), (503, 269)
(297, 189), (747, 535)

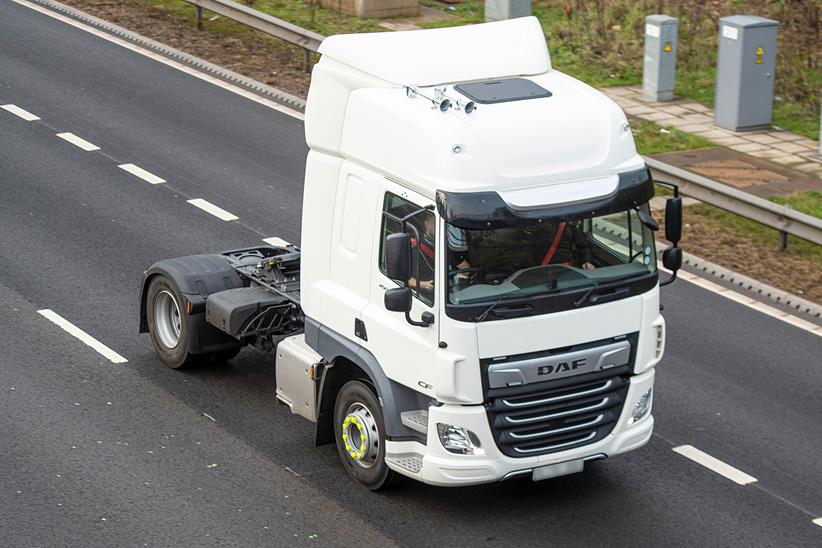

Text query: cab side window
(379, 192), (435, 306)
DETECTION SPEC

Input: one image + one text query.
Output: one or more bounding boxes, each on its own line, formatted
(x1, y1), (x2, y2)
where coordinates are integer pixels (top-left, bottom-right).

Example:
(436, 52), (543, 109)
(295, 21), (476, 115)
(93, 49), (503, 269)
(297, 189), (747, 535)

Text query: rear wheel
(146, 276), (200, 369)
(333, 380), (397, 491)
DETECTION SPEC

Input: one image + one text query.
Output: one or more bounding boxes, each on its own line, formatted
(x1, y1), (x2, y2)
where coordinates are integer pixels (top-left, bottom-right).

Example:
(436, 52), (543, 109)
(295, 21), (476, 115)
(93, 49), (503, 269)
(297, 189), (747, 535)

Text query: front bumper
(385, 368), (655, 486)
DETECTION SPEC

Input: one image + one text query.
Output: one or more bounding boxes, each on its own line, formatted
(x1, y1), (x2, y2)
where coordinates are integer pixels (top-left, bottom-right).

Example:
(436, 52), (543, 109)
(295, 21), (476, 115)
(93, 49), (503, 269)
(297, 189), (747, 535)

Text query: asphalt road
(1, 1), (820, 546)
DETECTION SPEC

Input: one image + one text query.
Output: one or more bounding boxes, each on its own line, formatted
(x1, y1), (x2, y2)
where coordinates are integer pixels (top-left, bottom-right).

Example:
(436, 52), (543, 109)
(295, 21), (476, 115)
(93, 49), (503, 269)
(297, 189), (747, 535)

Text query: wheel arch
(139, 255), (244, 354)
(307, 317), (429, 447)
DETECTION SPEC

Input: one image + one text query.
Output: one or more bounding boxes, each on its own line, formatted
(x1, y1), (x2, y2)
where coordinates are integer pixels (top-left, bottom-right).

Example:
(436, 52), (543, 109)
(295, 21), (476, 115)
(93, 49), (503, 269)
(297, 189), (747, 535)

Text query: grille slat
(507, 413), (605, 440)
(512, 431), (597, 454)
(487, 370), (629, 458)
(500, 379), (615, 409)
(500, 396), (613, 425)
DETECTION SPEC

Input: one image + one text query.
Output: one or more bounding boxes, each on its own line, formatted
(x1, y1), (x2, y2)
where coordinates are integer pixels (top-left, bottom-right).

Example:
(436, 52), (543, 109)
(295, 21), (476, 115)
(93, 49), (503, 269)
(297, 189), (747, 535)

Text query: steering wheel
(448, 267), (480, 285)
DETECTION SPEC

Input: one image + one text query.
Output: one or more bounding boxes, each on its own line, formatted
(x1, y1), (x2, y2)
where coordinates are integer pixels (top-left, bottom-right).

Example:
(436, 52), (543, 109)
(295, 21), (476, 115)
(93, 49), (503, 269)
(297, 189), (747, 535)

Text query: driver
(455, 222), (595, 285)
(409, 218), (472, 299)
(539, 221), (595, 270)
(407, 213), (436, 298)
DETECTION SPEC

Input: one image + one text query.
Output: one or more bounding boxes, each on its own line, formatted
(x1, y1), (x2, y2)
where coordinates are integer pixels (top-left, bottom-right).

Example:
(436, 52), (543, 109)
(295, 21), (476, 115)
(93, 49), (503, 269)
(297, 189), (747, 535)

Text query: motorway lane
(1, 1), (820, 546)
(0, 281), (398, 547)
(660, 281), (822, 515)
(0, 0), (307, 244)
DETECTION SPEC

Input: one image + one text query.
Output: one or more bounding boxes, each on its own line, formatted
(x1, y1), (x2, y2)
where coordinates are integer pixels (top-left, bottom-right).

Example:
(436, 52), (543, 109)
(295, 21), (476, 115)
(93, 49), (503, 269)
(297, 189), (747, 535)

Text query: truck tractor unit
(139, 17), (683, 490)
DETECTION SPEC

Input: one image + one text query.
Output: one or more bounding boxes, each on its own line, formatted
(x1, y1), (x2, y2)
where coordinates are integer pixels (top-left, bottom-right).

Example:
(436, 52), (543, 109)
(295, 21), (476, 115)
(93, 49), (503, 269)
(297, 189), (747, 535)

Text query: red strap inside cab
(541, 222), (566, 266)
(410, 237), (435, 260)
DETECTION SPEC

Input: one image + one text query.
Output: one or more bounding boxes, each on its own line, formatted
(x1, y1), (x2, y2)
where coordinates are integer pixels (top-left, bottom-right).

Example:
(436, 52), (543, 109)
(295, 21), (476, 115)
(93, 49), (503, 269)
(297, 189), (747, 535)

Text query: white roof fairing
(305, 17), (645, 203)
(317, 16), (551, 87)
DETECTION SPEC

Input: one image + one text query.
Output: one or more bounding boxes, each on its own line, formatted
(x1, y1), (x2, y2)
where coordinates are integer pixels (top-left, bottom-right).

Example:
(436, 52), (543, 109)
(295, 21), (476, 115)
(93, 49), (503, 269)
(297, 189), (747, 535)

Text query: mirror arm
(654, 179), (680, 198)
(659, 269), (678, 287)
(404, 311), (431, 328)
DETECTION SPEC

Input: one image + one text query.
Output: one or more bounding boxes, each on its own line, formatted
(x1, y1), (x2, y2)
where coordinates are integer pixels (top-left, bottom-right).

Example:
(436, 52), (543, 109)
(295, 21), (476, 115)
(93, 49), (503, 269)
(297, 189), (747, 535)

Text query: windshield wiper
(475, 294), (529, 322)
(573, 284), (598, 307)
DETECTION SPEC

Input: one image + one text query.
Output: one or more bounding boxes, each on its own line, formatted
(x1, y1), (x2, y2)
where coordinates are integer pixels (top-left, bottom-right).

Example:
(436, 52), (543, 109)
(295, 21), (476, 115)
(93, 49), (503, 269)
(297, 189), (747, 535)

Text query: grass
(678, 191), (821, 270)
(687, 202), (822, 262)
(147, 1), (820, 141)
(421, 1), (820, 140)
(631, 119), (715, 156)
(144, 0), (385, 36)
(770, 191), (822, 219)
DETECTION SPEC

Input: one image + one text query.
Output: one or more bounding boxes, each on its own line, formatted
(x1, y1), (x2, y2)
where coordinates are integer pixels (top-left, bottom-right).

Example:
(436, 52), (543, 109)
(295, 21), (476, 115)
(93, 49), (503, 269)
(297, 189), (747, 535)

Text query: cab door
(359, 181), (439, 398)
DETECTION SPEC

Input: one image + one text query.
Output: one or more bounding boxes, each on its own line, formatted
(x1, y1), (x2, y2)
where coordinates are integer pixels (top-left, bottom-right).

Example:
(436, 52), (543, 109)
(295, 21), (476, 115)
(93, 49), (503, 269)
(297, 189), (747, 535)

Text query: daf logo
(537, 358), (587, 376)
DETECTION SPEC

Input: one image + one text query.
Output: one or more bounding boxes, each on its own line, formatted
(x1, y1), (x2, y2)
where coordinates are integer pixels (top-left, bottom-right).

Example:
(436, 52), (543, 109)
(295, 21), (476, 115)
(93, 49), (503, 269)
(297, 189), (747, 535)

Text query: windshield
(446, 204), (657, 305)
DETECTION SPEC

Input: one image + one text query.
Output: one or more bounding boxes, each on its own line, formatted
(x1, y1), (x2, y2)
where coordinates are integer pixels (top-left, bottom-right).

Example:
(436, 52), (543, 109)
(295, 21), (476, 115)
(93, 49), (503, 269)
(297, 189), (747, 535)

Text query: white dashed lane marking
(262, 237), (290, 247)
(37, 309), (128, 364)
(118, 163), (166, 185)
(813, 517), (822, 527)
(673, 445), (758, 486)
(1, 104), (40, 121)
(187, 198), (238, 221)
(56, 132), (100, 151)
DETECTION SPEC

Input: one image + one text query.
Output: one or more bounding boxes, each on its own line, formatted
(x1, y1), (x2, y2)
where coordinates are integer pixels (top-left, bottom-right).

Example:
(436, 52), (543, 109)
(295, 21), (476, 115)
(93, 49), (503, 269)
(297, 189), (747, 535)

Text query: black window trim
(378, 191), (437, 307)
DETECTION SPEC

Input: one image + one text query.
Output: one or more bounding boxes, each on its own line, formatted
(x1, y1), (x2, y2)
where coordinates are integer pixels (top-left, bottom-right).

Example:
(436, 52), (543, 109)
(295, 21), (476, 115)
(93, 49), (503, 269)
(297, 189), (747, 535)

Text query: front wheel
(333, 380), (397, 491)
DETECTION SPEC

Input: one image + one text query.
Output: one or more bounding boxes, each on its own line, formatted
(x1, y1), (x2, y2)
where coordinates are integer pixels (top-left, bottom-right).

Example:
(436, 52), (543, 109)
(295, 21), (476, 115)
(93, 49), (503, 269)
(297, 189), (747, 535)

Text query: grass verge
(421, 1), (820, 140)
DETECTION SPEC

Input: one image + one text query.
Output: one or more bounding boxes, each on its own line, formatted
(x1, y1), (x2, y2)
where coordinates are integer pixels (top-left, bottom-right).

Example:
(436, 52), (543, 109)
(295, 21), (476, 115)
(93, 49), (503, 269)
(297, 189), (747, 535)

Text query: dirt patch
(59, 0), (312, 98)
(661, 207), (822, 303)
(54, 0), (822, 304)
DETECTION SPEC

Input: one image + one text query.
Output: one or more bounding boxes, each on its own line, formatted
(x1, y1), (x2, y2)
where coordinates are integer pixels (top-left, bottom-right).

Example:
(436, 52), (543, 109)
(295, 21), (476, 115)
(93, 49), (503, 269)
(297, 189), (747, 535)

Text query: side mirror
(385, 233), (411, 281)
(384, 286), (412, 313)
(662, 246), (682, 272)
(384, 286), (434, 328)
(665, 196), (682, 244)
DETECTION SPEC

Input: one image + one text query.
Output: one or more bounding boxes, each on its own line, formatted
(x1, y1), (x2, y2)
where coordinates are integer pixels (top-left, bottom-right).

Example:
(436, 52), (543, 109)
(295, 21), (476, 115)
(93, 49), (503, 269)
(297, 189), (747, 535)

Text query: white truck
(138, 17), (683, 490)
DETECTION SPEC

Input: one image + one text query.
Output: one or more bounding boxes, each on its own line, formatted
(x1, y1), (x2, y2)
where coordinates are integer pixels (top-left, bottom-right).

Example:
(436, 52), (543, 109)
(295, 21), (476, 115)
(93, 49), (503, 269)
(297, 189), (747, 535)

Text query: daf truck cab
(139, 16), (683, 490)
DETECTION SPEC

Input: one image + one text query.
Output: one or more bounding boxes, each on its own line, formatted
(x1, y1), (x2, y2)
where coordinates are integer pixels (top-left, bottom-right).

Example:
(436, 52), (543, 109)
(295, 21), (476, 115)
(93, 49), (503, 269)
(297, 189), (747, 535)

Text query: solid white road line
(660, 265), (821, 337)
(813, 517), (822, 527)
(673, 445), (758, 486)
(12, 0), (303, 121)
(56, 132), (100, 151)
(118, 163), (166, 185)
(37, 309), (128, 364)
(262, 237), (291, 247)
(1, 104), (40, 121)
(187, 198), (238, 221)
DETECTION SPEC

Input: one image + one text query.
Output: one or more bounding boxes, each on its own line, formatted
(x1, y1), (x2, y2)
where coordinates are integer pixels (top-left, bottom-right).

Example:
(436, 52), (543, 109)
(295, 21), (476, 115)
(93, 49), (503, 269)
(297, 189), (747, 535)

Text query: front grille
(486, 371), (629, 457)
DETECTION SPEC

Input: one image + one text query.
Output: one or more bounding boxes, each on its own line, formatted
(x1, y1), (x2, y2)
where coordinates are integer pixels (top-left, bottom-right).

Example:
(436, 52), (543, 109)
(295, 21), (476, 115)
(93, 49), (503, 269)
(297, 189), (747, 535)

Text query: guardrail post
(195, 5), (203, 30)
(304, 49), (311, 73)
(779, 231), (789, 251)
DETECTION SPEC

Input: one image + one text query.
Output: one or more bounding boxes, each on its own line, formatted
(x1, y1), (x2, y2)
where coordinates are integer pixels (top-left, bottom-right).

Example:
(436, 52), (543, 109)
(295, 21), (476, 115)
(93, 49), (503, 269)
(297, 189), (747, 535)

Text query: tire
(333, 380), (397, 491)
(146, 276), (200, 369)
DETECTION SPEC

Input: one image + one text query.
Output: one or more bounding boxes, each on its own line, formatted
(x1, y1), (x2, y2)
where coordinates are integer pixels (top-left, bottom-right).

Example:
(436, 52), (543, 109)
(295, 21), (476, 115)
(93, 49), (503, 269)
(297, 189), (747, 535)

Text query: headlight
(627, 388), (652, 425)
(437, 423), (482, 455)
